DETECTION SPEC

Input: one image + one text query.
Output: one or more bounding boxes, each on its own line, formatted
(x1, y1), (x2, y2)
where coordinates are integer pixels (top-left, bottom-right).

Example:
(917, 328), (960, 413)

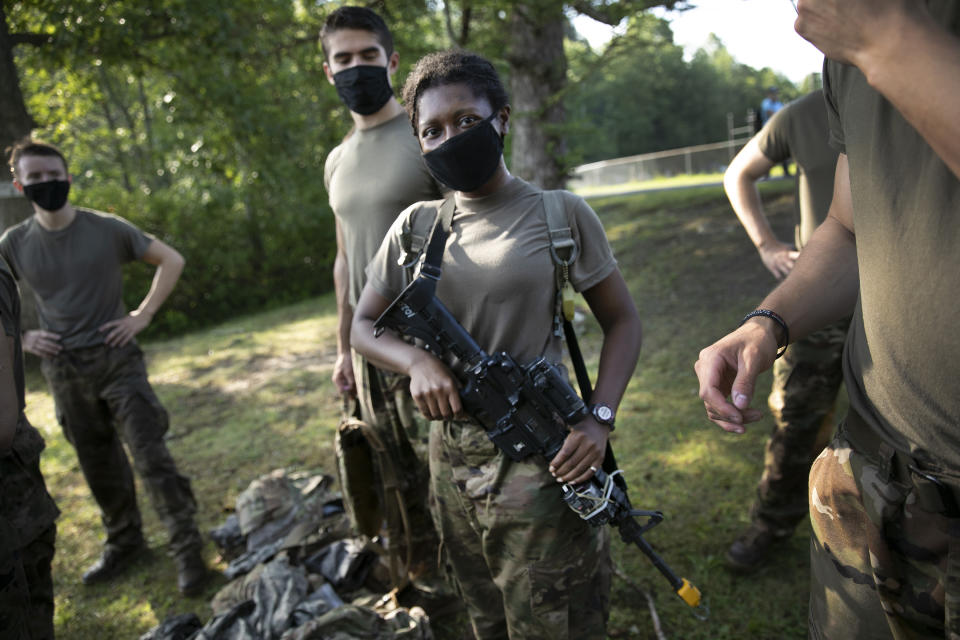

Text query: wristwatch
(590, 403), (616, 431)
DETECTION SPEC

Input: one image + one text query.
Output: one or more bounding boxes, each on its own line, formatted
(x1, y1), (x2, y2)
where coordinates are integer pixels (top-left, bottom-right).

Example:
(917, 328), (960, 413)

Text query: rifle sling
(419, 198), (456, 287)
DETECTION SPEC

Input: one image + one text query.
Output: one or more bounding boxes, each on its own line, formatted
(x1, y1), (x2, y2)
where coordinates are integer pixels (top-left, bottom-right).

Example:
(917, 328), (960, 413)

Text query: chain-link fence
(566, 138), (753, 193)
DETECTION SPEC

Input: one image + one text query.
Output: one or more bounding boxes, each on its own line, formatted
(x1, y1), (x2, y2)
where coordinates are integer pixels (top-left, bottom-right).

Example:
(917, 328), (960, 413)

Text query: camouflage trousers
(41, 342), (201, 558)
(0, 415), (59, 639)
(809, 420), (960, 639)
(353, 352), (441, 587)
(0, 524), (56, 640)
(751, 318), (849, 533)
(429, 419), (611, 640)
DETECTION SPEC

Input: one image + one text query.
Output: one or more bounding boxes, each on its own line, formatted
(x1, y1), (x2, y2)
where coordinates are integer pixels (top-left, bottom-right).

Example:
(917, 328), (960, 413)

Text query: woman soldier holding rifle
(351, 50), (642, 640)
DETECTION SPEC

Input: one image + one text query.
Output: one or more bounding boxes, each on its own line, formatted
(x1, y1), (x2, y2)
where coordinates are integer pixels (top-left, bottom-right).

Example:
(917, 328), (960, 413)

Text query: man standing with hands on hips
(1, 140), (208, 597)
(696, 0), (960, 636)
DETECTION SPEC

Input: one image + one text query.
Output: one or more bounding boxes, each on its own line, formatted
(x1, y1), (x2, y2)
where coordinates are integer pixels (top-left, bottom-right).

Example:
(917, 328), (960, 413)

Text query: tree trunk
(0, 3), (36, 160)
(1, 5), (44, 330)
(506, 3), (567, 189)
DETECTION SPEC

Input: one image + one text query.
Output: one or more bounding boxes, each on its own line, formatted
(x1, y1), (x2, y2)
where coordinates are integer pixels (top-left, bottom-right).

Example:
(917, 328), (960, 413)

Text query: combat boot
(82, 541), (147, 585)
(725, 520), (791, 572)
(175, 548), (209, 597)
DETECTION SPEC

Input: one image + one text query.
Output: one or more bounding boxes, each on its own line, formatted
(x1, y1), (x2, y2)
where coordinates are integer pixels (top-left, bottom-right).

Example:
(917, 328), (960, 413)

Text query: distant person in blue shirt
(760, 86), (784, 125)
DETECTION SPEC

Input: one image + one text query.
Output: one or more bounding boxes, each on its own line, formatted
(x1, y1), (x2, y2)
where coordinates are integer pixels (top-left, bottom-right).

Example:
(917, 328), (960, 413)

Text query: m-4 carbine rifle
(374, 276), (702, 610)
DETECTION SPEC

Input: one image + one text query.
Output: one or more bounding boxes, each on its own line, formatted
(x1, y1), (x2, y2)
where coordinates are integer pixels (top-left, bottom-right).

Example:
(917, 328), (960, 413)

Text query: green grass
(571, 164), (795, 198)
(29, 182), (819, 639)
(27, 297), (346, 636)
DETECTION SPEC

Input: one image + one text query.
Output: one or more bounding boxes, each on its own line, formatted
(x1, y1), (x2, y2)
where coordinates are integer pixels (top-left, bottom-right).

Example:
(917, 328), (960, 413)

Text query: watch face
(593, 404), (614, 423)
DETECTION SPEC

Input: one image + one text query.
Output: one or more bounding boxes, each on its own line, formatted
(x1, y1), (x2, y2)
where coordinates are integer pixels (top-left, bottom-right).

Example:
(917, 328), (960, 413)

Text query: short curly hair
(400, 51), (509, 133)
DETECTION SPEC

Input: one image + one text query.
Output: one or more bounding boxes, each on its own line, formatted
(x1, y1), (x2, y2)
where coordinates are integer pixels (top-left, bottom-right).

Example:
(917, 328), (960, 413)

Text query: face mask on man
(422, 112), (504, 192)
(23, 180), (71, 212)
(333, 65), (394, 115)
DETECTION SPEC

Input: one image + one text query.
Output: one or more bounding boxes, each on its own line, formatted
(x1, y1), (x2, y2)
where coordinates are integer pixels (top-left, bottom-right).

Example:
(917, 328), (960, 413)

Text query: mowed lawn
(25, 179), (827, 639)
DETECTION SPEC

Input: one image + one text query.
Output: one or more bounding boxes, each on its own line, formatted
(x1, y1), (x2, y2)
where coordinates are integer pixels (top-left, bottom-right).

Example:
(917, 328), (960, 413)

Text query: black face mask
(422, 112), (504, 192)
(23, 180), (71, 211)
(333, 65), (394, 115)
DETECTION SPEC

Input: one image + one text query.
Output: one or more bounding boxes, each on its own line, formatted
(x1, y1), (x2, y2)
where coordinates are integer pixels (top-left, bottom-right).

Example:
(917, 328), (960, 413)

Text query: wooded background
(2, 0), (817, 336)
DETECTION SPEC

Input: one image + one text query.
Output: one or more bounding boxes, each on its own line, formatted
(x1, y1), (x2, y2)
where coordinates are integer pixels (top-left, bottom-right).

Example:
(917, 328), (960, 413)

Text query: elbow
(172, 251), (186, 273)
(629, 315), (643, 358)
(158, 249), (185, 277)
(349, 315), (373, 357)
(605, 308), (643, 359)
(723, 167), (747, 197)
(333, 254), (347, 282)
(722, 170), (736, 195)
(620, 304), (643, 358)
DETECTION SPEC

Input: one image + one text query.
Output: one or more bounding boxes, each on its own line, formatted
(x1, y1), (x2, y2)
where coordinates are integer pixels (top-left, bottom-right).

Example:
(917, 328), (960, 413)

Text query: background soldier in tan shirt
(320, 6), (446, 600)
(1, 140), (208, 597)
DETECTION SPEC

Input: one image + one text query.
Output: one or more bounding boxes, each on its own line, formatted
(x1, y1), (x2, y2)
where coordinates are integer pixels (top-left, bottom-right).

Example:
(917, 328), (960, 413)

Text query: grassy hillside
(27, 179), (829, 639)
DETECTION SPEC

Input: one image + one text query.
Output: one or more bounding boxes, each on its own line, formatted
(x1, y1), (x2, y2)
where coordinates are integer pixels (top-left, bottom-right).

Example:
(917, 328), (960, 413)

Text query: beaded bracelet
(739, 309), (789, 359)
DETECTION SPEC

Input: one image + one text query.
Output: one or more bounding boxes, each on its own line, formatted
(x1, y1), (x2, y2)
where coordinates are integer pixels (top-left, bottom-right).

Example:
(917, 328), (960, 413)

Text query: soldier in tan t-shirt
(353, 51), (642, 640)
(1, 140), (208, 597)
(320, 6), (446, 600)
(696, 1), (960, 637)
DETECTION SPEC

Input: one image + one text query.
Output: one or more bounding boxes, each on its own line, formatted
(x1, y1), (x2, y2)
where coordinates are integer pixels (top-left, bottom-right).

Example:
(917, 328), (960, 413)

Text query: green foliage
(9, 0), (346, 336)
(6, 1), (800, 336)
(565, 14), (799, 165)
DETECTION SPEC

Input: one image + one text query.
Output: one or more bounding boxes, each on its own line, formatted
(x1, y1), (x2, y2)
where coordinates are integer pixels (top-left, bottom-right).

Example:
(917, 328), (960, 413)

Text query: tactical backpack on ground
(144, 469), (433, 640)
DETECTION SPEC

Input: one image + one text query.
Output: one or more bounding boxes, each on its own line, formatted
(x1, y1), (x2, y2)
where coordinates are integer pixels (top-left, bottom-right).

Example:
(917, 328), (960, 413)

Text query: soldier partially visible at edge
(0, 252), (59, 639)
(1, 140), (209, 597)
(696, 0), (960, 636)
(320, 6), (448, 599)
(721, 90), (845, 572)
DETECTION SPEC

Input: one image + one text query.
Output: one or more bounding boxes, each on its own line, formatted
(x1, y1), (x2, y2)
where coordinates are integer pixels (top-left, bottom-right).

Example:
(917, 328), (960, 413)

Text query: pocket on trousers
(528, 560), (571, 640)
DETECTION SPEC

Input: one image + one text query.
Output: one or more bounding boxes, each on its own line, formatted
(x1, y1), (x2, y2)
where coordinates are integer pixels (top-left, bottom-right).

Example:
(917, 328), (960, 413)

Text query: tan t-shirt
(365, 178), (617, 367)
(324, 113), (443, 306)
(824, 3), (960, 470)
(0, 208), (153, 349)
(756, 89), (838, 248)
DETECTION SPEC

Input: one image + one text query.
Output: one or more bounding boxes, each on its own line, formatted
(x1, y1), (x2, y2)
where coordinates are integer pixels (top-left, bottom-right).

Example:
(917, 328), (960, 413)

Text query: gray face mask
(23, 180), (71, 211)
